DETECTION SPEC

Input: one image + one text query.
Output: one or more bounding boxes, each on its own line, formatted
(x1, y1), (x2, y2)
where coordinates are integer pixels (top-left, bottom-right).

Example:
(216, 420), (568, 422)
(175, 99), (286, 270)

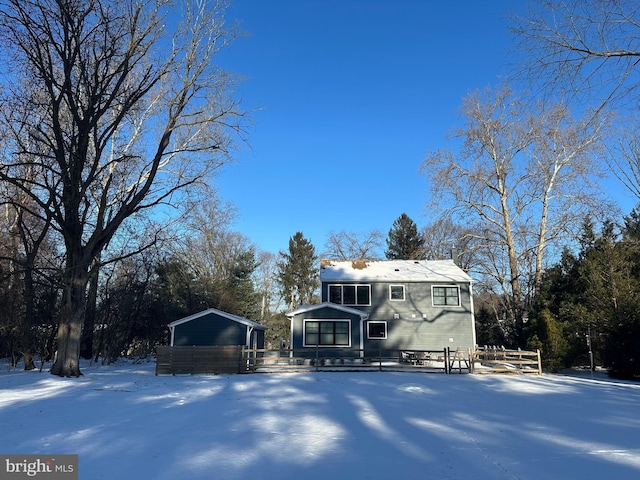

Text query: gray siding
(321, 280), (475, 353)
(290, 306), (363, 356)
(173, 313), (247, 346)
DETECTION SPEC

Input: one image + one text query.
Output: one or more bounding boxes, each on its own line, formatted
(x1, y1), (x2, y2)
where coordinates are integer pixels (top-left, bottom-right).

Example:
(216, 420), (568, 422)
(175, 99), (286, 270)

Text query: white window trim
(303, 319), (352, 347)
(328, 284), (371, 306)
(431, 285), (461, 307)
(389, 284), (405, 301)
(367, 321), (388, 339)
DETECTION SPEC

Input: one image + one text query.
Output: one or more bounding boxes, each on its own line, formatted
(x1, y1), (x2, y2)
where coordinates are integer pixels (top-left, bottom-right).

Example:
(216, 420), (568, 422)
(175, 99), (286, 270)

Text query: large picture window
(328, 284), (371, 306)
(432, 286), (460, 306)
(304, 320), (351, 346)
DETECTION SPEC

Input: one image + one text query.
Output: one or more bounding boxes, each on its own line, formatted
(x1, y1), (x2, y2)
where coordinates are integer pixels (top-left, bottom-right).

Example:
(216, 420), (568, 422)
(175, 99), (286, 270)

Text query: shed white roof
(319, 259), (472, 283)
(167, 308), (267, 330)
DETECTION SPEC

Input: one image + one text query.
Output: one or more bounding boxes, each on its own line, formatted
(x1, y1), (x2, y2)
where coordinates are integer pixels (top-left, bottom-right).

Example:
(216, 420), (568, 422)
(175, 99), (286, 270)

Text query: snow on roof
(167, 308), (267, 330)
(319, 259), (472, 283)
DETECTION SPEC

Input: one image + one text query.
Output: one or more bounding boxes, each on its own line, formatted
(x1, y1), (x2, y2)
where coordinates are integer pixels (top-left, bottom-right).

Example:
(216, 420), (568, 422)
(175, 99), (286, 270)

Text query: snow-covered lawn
(1, 361), (640, 479)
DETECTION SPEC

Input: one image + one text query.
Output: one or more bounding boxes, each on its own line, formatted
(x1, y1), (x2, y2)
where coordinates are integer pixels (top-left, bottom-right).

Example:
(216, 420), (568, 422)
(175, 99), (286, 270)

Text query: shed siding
(173, 313), (246, 346)
(254, 329), (265, 349)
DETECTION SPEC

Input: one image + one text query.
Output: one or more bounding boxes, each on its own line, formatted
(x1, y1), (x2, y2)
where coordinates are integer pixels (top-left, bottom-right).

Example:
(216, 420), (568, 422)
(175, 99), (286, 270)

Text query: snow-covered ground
(1, 360), (640, 479)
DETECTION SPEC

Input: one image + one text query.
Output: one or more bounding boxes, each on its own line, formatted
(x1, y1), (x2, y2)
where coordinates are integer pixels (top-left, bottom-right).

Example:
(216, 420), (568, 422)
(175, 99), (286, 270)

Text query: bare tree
(420, 216), (478, 270)
(514, 0), (640, 201)
(0, 0), (246, 376)
(514, 0), (640, 109)
(322, 229), (384, 261)
(0, 168), (63, 369)
(421, 84), (605, 345)
(178, 200), (244, 292)
(604, 117), (640, 202)
(254, 250), (282, 320)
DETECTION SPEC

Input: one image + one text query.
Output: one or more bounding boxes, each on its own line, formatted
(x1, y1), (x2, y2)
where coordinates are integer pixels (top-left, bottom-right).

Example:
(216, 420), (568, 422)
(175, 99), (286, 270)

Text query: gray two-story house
(287, 259), (476, 356)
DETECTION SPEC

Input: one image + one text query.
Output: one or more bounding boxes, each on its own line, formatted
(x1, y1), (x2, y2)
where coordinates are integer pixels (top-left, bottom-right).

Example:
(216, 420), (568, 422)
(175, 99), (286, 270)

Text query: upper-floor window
(328, 284), (371, 306)
(432, 286), (460, 306)
(389, 285), (405, 301)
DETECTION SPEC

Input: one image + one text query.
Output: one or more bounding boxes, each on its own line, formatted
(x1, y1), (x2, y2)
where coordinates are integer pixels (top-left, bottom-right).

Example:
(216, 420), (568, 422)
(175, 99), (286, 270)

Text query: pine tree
(526, 308), (568, 372)
(385, 213), (425, 260)
(226, 247), (261, 320)
(602, 209), (640, 378)
(277, 232), (319, 310)
(530, 215), (640, 377)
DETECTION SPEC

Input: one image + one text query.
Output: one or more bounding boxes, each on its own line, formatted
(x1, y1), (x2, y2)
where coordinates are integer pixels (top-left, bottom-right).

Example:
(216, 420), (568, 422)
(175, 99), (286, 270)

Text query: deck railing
(155, 345), (542, 375)
(242, 347), (471, 374)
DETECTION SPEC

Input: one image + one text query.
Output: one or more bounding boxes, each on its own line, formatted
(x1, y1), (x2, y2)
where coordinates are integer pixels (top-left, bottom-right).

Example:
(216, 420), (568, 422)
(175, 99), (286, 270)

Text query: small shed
(168, 308), (267, 349)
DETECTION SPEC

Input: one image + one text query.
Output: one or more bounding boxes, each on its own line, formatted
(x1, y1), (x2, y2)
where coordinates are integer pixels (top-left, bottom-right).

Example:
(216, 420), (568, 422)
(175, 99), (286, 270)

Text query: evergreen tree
(225, 247), (261, 320)
(385, 213), (425, 260)
(277, 232), (319, 310)
(262, 312), (290, 349)
(525, 308), (568, 372)
(530, 214), (640, 377)
(602, 208), (640, 378)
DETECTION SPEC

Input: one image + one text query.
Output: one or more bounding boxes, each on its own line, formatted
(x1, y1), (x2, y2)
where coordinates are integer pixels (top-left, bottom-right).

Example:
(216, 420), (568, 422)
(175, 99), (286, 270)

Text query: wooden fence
(155, 345), (542, 375)
(242, 347), (472, 374)
(470, 347), (542, 375)
(155, 345), (243, 375)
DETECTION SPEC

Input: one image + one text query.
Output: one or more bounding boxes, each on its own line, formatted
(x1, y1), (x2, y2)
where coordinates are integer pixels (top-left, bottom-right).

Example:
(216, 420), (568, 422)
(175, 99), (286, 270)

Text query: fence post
(537, 349), (542, 375)
(445, 348), (450, 374)
(315, 344), (319, 372)
(379, 346), (382, 372)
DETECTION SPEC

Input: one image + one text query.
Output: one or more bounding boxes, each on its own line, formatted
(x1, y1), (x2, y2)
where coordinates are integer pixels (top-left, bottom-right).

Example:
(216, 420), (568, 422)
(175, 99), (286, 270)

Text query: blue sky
(214, 0), (633, 255)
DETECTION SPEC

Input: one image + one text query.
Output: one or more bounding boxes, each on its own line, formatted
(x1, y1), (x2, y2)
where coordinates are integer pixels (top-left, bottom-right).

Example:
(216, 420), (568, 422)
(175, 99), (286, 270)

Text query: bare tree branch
(421, 83), (606, 345)
(0, 0), (247, 376)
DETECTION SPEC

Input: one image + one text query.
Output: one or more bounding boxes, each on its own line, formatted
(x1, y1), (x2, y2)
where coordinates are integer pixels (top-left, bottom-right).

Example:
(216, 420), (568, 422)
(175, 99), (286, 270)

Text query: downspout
(246, 326), (254, 349)
(359, 314), (368, 358)
(289, 315), (294, 358)
(360, 318), (364, 358)
(169, 325), (175, 347)
(469, 282), (477, 347)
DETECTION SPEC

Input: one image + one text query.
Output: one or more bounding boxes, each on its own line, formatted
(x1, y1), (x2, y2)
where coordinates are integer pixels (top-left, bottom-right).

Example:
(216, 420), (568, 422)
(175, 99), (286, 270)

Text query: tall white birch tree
(421, 84), (605, 345)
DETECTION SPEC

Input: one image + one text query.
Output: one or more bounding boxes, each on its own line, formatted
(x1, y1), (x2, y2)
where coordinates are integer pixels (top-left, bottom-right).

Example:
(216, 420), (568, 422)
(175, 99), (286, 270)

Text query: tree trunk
(22, 265), (36, 370)
(51, 265), (89, 377)
(23, 353), (35, 371)
(51, 308), (85, 376)
(81, 260), (100, 360)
